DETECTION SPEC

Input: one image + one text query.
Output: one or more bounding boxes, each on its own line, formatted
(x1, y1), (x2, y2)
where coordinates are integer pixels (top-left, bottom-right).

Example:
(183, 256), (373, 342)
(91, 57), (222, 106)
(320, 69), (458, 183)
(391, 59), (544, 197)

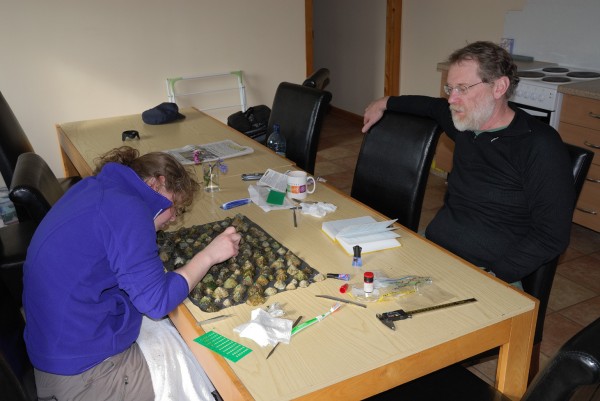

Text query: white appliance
(509, 66), (600, 129)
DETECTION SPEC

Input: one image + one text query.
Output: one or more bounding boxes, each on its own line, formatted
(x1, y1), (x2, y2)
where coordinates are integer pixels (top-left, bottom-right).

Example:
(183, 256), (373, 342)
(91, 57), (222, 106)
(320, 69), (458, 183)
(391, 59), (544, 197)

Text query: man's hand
(362, 96), (389, 133)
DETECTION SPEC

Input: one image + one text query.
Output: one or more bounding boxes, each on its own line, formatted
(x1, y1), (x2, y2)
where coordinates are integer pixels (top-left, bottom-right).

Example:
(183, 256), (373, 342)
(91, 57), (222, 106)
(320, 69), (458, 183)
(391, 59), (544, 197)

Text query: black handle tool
(377, 298), (477, 330)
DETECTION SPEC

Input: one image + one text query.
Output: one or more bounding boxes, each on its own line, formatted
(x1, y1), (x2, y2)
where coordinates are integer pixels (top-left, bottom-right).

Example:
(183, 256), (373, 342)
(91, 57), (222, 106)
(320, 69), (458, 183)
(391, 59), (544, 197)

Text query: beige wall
(313, 0), (525, 115)
(0, 0), (306, 176)
(400, 0), (525, 96)
(313, 0), (386, 114)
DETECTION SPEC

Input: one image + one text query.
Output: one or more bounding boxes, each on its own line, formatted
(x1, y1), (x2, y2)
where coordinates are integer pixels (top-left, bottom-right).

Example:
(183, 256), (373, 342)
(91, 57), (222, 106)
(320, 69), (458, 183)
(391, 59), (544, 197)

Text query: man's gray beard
(450, 98), (495, 132)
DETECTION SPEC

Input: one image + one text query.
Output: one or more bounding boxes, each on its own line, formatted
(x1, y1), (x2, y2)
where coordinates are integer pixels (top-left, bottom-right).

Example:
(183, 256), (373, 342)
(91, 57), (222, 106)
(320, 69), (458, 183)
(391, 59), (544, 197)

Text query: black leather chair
(350, 111), (442, 232)
(9, 152), (66, 225)
(302, 68), (330, 90)
(0, 91), (34, 189)
(366, 315), (600, 401)
(0, 90), (80, 199)
(518, 142), (593, 380)
(265, 82), (332, 174)
(522, 315), (600, 401)
(0, 221), (37, 307)
(457, 143), (594, 381)
(1, 152), (70, 307)
(0, 278), (37, 401)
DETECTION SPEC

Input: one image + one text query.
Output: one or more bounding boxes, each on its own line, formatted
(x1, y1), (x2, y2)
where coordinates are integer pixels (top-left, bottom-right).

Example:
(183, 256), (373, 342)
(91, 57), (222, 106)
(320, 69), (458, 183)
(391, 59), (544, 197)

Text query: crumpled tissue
(233, 308), (293, 347)
(299, 202), (337, 218)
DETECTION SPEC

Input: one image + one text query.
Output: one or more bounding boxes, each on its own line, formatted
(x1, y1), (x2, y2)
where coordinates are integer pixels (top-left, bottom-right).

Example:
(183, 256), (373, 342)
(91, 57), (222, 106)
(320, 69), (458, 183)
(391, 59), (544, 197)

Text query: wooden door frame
(305, 0), (402, 96)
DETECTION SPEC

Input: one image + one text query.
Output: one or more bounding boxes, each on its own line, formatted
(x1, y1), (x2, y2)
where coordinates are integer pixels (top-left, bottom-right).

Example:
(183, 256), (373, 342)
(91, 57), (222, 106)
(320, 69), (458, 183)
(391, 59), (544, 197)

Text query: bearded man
(362, 41), (574, 284)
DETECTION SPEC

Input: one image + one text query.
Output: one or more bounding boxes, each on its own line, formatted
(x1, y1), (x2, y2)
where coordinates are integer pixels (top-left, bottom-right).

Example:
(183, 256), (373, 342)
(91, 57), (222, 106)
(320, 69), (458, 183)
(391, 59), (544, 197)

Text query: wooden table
(57, 109), (538, 401)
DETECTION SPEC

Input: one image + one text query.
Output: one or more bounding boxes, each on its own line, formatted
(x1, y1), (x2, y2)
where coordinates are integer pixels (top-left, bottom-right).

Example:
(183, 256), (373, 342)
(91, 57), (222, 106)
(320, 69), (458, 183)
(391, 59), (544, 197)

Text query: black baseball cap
(142, 102), (186, 125)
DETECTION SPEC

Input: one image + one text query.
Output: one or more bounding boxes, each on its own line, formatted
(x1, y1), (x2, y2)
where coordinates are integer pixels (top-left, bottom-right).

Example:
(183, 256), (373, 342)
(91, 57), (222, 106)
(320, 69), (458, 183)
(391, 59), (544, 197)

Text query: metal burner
(518, 71), (545, 79)
(542, 76), (571, 83)
(542, 67), (570, 73)
(567, 71), (600, 79)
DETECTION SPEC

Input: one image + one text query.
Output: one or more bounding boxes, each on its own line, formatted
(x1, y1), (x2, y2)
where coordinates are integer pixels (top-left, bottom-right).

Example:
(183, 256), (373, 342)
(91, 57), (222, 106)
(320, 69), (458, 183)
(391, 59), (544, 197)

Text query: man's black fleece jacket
(386, 95), (575, 283)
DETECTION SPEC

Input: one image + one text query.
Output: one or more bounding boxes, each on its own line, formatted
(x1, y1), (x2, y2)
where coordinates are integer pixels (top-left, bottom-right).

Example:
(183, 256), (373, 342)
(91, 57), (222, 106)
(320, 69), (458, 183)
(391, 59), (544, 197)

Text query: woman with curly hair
(23, 146), (240, 400)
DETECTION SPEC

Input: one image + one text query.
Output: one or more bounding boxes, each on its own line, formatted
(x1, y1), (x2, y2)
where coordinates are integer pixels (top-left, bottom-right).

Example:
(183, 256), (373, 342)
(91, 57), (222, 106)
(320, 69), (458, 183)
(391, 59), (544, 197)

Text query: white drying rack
(165, 70), (247, 113)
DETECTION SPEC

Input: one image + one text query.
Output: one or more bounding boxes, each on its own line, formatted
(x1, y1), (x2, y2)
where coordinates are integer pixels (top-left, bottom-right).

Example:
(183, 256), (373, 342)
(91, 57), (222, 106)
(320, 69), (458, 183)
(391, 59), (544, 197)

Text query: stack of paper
(165, 140), (254, 165)
(322, 216), (401, 254)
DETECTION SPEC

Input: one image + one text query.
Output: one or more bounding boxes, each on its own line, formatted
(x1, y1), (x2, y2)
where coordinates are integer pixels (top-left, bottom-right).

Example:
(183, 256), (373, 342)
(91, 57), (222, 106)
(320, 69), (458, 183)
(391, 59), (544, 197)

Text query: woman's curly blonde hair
(94, 146), (200, 213)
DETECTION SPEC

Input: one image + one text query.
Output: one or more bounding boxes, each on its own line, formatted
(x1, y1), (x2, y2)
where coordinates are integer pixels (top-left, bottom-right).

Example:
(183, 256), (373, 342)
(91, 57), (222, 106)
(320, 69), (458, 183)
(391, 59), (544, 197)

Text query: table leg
(495, 305), (537, 400)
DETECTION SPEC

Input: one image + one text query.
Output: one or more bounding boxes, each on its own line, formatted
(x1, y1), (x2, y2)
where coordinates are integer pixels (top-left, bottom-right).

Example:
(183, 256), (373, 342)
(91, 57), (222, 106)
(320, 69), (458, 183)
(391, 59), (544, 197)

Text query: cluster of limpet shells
(157, 214), (324, 312)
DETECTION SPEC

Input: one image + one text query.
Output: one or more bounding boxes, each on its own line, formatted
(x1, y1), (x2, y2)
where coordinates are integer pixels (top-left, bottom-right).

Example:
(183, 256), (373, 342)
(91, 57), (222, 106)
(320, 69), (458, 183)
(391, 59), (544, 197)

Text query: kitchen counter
(558, 79), (600, 101)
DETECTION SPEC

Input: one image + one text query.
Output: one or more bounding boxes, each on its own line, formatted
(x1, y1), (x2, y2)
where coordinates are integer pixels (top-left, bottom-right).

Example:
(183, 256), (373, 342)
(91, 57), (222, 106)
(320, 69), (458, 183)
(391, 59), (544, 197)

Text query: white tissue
(299, 202), (337, 218)
(233, 308), (293, 347)
(248, 185), (295, 212)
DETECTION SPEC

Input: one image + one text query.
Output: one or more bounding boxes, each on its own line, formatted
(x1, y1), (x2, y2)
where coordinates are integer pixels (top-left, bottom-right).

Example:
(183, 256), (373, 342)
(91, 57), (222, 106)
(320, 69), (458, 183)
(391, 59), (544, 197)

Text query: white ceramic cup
(286, 171), (316, 200)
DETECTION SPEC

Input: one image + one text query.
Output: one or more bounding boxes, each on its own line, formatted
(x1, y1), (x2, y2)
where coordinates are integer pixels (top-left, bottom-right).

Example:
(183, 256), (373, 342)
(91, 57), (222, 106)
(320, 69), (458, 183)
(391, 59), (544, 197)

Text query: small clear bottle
(363, 271), (374, 295)
(266, 123), (286, 157)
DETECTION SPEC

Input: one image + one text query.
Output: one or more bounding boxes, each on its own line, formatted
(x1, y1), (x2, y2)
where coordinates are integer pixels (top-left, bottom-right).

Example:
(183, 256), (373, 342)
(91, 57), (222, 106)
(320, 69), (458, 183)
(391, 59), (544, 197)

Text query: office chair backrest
(351, 111), (442, 232)
(0, 91), (34, 188)
(520, 142), (594, 379)
(9, 152), (66, 225)
(267, 82), (332, 175)
(522, 316), (600, 401)
(302, 68), (330, 90)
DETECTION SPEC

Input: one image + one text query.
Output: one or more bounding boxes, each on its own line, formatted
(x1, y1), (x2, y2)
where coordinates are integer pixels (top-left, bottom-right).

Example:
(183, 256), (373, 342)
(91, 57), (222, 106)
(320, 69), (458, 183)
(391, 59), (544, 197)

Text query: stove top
(511, 65), (600, 112)
(517, 66), (600, 86)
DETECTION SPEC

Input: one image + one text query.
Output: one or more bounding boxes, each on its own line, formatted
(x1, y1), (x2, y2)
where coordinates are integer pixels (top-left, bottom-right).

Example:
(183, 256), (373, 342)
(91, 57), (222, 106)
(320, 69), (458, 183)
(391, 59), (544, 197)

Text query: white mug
(286, 171), (316, 200)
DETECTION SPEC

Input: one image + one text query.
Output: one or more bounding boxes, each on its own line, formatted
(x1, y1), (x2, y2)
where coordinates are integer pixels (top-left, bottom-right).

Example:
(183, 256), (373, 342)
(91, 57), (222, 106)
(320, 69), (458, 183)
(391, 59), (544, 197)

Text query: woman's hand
(201, 226), (241, 266)
(177, 226), (241, 291)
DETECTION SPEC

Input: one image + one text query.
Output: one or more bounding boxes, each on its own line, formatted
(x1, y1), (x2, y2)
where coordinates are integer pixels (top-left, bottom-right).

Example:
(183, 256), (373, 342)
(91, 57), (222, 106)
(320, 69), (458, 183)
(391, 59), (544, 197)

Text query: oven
(510, 66), (600, 130)
(509, 99), (556, 127)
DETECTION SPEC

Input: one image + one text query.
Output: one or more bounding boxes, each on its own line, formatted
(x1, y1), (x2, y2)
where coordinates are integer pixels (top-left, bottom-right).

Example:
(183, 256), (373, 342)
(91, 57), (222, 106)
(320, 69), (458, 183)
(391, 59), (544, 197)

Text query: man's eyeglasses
(443, 81), (485, 96)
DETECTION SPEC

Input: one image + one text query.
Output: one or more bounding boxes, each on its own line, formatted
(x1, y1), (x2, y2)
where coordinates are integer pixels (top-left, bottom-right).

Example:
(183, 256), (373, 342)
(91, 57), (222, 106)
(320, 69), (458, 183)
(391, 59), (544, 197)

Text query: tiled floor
(314, 108), (600, 384)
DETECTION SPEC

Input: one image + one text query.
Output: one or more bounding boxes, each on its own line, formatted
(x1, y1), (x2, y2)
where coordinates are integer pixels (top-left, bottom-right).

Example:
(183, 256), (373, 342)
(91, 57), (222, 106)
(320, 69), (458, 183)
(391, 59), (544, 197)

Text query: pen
(241, 173), (264, 181)
(220, 198), (251, 210)
(327, 273), (350, 281)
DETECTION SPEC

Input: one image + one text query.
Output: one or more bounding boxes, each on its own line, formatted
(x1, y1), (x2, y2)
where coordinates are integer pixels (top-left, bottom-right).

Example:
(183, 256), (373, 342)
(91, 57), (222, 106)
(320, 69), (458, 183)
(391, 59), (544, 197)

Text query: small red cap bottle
(364, 272), (374, 294)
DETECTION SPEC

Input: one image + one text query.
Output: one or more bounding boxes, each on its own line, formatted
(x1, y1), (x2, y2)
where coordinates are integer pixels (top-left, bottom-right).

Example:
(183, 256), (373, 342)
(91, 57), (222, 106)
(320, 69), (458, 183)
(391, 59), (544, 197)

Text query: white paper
(337, 219), (398, 239)
(321, 216), (401, 254)
(257, 168), (288, 193)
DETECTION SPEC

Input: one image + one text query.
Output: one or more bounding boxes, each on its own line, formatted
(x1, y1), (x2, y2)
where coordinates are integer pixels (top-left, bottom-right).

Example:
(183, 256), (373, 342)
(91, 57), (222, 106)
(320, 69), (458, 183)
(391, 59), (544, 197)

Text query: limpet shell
(264, 287), (278, 296)
(246, 294), (266, 306)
